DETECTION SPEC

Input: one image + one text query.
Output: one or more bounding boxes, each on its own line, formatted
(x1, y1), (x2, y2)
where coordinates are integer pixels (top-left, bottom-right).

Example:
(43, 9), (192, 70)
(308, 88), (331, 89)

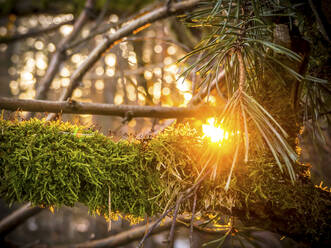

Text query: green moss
(0, 119), (162, 218)
(0, 118), (330, 242)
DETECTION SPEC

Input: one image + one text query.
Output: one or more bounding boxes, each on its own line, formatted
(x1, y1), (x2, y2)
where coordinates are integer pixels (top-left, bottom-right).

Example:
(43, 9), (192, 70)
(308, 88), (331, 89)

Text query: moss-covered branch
(0, 119), (330, 245)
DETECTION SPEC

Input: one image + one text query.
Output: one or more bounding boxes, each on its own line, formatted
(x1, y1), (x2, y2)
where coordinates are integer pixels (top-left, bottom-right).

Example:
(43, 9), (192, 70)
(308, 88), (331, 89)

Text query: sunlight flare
(202, 118), (230, 144)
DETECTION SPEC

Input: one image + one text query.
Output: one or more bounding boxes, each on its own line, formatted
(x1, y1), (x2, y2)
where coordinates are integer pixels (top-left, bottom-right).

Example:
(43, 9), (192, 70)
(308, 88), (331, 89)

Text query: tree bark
(0, 97), (216, 119)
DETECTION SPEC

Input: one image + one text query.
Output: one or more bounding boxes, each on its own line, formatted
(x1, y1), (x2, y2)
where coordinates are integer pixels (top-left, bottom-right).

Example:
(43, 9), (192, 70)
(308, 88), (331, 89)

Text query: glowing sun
(202, 118), (230, 143)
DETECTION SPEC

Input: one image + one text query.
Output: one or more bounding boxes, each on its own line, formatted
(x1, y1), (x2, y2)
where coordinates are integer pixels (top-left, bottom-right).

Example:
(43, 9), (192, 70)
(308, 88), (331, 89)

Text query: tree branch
(52, 215), (228, 248)
(0, 97), (216, 119)
(57, 0), (201, 103)
(34, 0), (96, 101)
(0, 20), (74, 44)
(0, 203), (42, 236)
(237, 51), (245, 93)
(44, 0), (201, 121)
(65, 218), (173, 248)
(65, 1), (163, 51)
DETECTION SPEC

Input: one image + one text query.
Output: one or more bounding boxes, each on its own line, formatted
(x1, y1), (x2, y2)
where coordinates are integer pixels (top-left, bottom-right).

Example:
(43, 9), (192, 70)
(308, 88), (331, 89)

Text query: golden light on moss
(202, 118), (230, 144)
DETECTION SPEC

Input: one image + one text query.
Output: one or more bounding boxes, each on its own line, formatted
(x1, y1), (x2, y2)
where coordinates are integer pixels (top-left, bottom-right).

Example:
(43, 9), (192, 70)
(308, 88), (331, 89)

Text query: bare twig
(46, 0), (201, 121)
(55, 0), (201, 105)
(167, 194), (183, 248)
(66, 217), (174, 248)
(53, 214), (228, 248)
(0, 97), (217, 119)
(65, 22), (116, 51)
(192, 53), (203, 95)
(189, 189), (198, 248)
(137, 208), (173, 248)
(65, 0), (163, 51)
(91, 0), (110, 30)
(34, 0), (96, 101)
(177, 216), (229, 234)
(138, 170), (210, 248)
(68, 212), (227, 248)
(0, 203), (42, 236)
(63, 0), (109, 54)
(0, 19), (74, 44)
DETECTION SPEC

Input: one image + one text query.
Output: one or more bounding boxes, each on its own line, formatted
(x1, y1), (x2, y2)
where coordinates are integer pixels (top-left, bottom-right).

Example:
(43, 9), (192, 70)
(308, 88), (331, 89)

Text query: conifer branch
(237, 51), (245, 93)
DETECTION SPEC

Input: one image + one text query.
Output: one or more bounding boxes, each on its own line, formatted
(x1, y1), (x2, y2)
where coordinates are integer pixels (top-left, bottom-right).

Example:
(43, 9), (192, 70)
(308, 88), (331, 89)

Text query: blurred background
(0, 0), (330, 247)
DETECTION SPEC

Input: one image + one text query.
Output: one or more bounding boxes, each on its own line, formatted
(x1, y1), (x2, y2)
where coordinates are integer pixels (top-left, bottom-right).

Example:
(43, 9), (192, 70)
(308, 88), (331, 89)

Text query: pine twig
(237, 51), (245, 93)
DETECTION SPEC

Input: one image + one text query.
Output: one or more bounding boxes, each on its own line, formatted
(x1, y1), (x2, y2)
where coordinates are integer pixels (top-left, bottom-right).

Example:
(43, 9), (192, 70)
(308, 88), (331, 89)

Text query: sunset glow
(202, 118), (229, 143)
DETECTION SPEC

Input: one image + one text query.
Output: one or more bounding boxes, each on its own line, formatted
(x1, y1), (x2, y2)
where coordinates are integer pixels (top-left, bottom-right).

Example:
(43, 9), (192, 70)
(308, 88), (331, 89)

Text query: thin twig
(46, 0), (201, 121)
(64, 213), (228, 248)
(190, 188), (198, 248)
(65, 22), (116, 51)
(138, 169), (210, 248)
(34, 0), (96, 101)
(167, 194), (184, 248)
(0, 19), (74, 44)
(137, 208), (173, 248)
(85, 62), (164, 80)
(108, 186), (111, 232)
(192, 53), (203, 95)
(92, 0), (110, 30)
(64, 217), (173, 248)
(65, 0), (163, 51)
